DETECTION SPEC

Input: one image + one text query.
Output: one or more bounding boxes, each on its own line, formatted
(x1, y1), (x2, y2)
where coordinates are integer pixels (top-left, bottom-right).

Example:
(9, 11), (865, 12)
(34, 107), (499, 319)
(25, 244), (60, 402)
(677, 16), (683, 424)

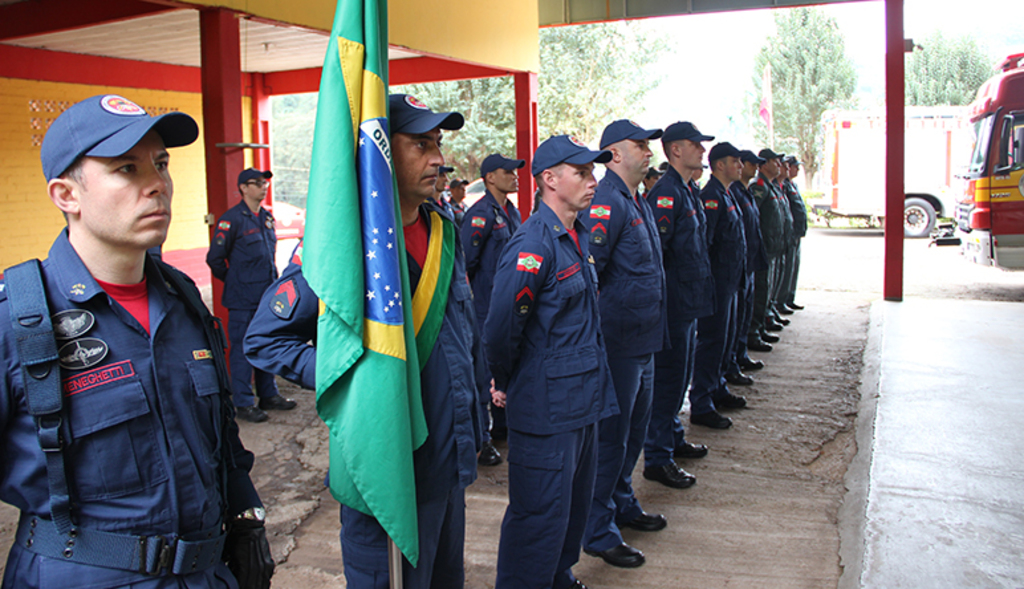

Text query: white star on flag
(366, 290), (376, 300)
(367, 250), (376, 260)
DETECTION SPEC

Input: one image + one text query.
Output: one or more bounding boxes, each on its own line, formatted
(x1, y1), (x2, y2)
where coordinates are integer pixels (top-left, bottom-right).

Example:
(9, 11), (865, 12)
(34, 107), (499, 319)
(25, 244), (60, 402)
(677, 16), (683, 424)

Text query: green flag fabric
(303, 0), (428, 566)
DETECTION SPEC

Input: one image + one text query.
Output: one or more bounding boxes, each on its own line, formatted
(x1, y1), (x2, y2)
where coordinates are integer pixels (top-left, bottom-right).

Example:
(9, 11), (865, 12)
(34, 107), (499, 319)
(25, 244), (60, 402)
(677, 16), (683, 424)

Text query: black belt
(17, 514), (226, 576)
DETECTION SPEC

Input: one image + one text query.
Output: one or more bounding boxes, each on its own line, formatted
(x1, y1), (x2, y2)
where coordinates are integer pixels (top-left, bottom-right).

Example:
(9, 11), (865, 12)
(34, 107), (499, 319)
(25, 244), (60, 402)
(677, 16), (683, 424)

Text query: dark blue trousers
(227, 308), (280, 407)
(340, 487), (466, 589)
(583, 353), (653, 552)
(496, 425), (597, 589)
(725, 272), (756, 375)
(645, 319), (697, 468)
(690, 290), (738, 416)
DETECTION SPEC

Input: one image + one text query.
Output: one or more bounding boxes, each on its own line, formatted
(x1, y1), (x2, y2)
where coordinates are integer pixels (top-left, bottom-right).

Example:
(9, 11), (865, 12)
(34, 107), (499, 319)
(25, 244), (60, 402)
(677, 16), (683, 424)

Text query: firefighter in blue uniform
(485, 135), (618, 589)
(244, 94), (485, 589)
(207, 168), (295, 423)
(578, 120), (668, 569)
(1, 95), (272, 588)
(725, 150), (771, 381)
(642, 122), (715, 486)
(689, 142), (749, 430)
(461, 152), (525, 466)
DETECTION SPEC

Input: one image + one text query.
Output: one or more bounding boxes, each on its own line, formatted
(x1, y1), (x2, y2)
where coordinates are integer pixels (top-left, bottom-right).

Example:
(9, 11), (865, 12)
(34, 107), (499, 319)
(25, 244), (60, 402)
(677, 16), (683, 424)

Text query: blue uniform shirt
(461, 191), (521, 326)
(645, 166), (715, 329)
(783, 179), (808, 239)
(207, 201), (278, 310)
(579, 169), (667, 357)
(1, 231), (260, 586)
(245, 203), (484, 504)
(483, 201), (618, 436)
(732, 181), (769, 274)
(699, 176), (747, 293)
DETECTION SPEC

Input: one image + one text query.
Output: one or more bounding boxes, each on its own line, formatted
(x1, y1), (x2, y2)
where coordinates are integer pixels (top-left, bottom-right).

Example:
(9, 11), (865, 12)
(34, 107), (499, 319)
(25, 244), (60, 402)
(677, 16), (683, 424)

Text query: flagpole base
(388, 537), (404, 589)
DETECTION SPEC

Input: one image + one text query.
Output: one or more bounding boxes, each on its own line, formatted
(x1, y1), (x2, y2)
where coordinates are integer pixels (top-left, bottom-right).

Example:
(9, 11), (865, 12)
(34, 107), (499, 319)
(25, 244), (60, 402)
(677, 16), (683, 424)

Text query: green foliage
(906, 32), (995, 106)
(395, 21), (667, 181)
(270, 93), (318, 206)
(752, 7), (857, 187)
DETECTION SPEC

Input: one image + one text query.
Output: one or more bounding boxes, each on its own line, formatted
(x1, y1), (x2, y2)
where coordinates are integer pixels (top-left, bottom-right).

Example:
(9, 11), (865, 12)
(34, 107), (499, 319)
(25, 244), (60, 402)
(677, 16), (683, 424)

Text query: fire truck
(956, 53), (1024, 270)
(821, 107), (971, 238)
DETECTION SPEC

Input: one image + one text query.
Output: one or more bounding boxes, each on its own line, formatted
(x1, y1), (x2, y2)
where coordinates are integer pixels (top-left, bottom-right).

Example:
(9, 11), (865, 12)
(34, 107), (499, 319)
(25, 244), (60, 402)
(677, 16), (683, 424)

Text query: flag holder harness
(5, 259), (232, 576)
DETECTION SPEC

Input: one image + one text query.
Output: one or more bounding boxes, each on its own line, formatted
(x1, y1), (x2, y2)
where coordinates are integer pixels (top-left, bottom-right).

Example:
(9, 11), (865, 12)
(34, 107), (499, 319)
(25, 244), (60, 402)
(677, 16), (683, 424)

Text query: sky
(634, 0), (1024, 151)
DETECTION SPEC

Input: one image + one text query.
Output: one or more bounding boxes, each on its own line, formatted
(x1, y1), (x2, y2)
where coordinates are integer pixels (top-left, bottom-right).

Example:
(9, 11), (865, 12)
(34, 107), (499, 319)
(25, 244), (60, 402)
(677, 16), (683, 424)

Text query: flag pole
(388, 537), (404, 589)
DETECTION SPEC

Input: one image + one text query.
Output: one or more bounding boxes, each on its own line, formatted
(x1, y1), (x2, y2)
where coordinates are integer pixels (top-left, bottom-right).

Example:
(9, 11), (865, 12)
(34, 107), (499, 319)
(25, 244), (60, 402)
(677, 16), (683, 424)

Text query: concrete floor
(840, 299), (1024, 588)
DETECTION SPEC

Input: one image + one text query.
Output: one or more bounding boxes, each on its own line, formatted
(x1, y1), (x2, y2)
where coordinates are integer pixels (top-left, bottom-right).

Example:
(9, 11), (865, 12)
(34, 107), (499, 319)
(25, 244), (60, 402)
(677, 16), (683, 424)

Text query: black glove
(223, 517), (275, 589)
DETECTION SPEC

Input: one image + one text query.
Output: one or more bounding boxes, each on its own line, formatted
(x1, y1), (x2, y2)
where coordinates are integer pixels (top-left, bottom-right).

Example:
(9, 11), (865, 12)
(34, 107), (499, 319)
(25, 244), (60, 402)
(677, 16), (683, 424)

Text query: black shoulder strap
(4, 260), (75, 533)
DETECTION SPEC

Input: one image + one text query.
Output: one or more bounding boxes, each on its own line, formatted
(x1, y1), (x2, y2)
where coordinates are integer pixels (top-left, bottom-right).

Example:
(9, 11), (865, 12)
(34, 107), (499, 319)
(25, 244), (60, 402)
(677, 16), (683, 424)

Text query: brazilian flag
(303, 0), (428, 565)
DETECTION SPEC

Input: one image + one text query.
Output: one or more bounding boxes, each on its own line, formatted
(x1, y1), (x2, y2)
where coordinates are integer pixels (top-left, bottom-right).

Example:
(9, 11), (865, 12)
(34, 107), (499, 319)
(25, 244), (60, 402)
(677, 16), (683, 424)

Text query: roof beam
(390, 56), (511, 86)
(0, 0), (177, 42)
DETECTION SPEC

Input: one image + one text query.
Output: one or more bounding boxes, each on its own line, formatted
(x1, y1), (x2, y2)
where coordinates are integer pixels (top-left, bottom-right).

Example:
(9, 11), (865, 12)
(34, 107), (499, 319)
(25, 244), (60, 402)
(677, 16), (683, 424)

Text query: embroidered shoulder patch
(590, 205), (611, 219)
(471, 216), (486, 227)
(704, 200), (719, 210)
(656, 197), (673, 208)
(516, 253), (543, 274)
(270, 279), (299, 319)
(218, 220), (231, 230)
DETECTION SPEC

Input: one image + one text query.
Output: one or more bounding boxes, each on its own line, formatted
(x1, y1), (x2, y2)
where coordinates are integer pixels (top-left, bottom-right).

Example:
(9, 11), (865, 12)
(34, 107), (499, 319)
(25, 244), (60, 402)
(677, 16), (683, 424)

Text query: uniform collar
(47, 230), (170, 303)
(705, 175), (726, 193)
(534, 200), (586, 236)
(599, 168), (633, 199)
(483, 189), (516, 214)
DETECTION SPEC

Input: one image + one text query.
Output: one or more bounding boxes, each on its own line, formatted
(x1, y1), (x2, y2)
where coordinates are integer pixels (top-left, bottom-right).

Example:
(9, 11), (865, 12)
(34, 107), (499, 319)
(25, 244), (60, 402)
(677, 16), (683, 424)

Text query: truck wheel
(904, 198), (936, 238)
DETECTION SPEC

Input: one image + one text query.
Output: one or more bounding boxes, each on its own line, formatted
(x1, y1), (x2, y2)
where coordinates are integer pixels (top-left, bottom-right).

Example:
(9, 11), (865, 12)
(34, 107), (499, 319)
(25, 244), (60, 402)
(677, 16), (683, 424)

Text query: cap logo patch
(629, 120), (641, 128)
(516, 252), (543, 274)
(100, 95), (146, 116)
(405, 95), (429, 110)
(568, 136), (587, 148)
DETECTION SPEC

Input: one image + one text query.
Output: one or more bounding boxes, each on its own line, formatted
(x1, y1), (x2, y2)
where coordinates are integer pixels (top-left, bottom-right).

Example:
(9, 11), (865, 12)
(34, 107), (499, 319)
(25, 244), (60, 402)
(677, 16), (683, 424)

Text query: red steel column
(251, 72), (273, 210)
(514, 72), (538, 220)
(883, 0), (905, 301)
(200, 7), (243, 320)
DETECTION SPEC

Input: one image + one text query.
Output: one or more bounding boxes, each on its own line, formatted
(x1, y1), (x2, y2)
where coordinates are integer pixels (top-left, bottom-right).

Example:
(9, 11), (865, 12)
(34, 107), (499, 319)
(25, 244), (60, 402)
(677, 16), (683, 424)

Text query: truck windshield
(968, 115), (994, 175)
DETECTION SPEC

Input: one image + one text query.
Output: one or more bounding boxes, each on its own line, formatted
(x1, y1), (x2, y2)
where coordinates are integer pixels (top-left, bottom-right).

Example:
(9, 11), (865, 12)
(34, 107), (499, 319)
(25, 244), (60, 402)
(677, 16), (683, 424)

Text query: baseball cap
(645, 167), (663, 180)
(238, 168), (272, 185)
(757, 148), (785, 161)
(449, 179), (467, 188)
(41, 94), (199, 181)
(708, 142), (741, 163)
(739, 150), (766, 165)
(785, 155), (802, 166)
(480, 153), (525, 177)
(599, 119), (663, 149)
(438, 166), (455, 175)
(661, 122), (714, 144)
(531, 135), (612, 176)
(388, 94), (464, 135)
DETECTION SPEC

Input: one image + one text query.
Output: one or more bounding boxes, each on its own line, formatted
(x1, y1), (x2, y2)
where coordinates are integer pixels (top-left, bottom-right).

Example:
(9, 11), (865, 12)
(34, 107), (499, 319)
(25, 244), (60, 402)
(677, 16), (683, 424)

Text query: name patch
(64, 360), (135, 396)
(557, 263), (581, 281)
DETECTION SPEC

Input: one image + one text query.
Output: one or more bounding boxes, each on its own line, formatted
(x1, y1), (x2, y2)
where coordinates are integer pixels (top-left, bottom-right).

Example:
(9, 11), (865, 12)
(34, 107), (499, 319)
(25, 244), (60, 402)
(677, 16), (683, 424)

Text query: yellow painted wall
(183, 0), (540, 73)
(0, 78), (211, 269)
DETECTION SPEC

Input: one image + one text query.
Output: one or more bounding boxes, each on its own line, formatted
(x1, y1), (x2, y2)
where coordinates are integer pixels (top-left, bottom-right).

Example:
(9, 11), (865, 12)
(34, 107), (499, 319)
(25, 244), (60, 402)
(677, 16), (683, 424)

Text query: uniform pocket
(546, 348), (600, 421)
(65, 371), (168, 500)
(506, 444), (564, 517)
(187, 359), (224, 465)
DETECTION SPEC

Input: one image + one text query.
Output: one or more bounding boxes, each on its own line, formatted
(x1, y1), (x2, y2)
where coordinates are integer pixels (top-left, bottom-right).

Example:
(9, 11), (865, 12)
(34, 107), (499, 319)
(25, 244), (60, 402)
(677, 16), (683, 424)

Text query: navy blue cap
(438, 166), (455, 175)
(238, 168), (272, 185)
(708, 142), (741, 163)
(389, 94), (464, 135)
(739, 150), (765, 165)
(758, 148), (784, 160)
(599, 119), (663, 149)
(661, 121), (714, 144)
(480, 153), (525, 177)
(531, 135), (612, 176)
(785, 155), (801, 165)
(41, 94), (199, 181)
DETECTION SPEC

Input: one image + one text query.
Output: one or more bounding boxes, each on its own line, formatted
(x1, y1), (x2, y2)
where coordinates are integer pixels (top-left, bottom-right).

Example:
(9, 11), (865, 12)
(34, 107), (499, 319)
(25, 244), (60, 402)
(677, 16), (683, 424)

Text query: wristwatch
(234, 507), (266, 522)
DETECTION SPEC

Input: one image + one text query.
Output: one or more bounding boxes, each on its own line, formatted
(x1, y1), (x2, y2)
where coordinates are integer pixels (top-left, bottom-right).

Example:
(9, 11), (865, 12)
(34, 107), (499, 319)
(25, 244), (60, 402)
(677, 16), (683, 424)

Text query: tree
(752, 8), (856, 188)
(906, 32), (995, 106)
(395, 20), (667, 181)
